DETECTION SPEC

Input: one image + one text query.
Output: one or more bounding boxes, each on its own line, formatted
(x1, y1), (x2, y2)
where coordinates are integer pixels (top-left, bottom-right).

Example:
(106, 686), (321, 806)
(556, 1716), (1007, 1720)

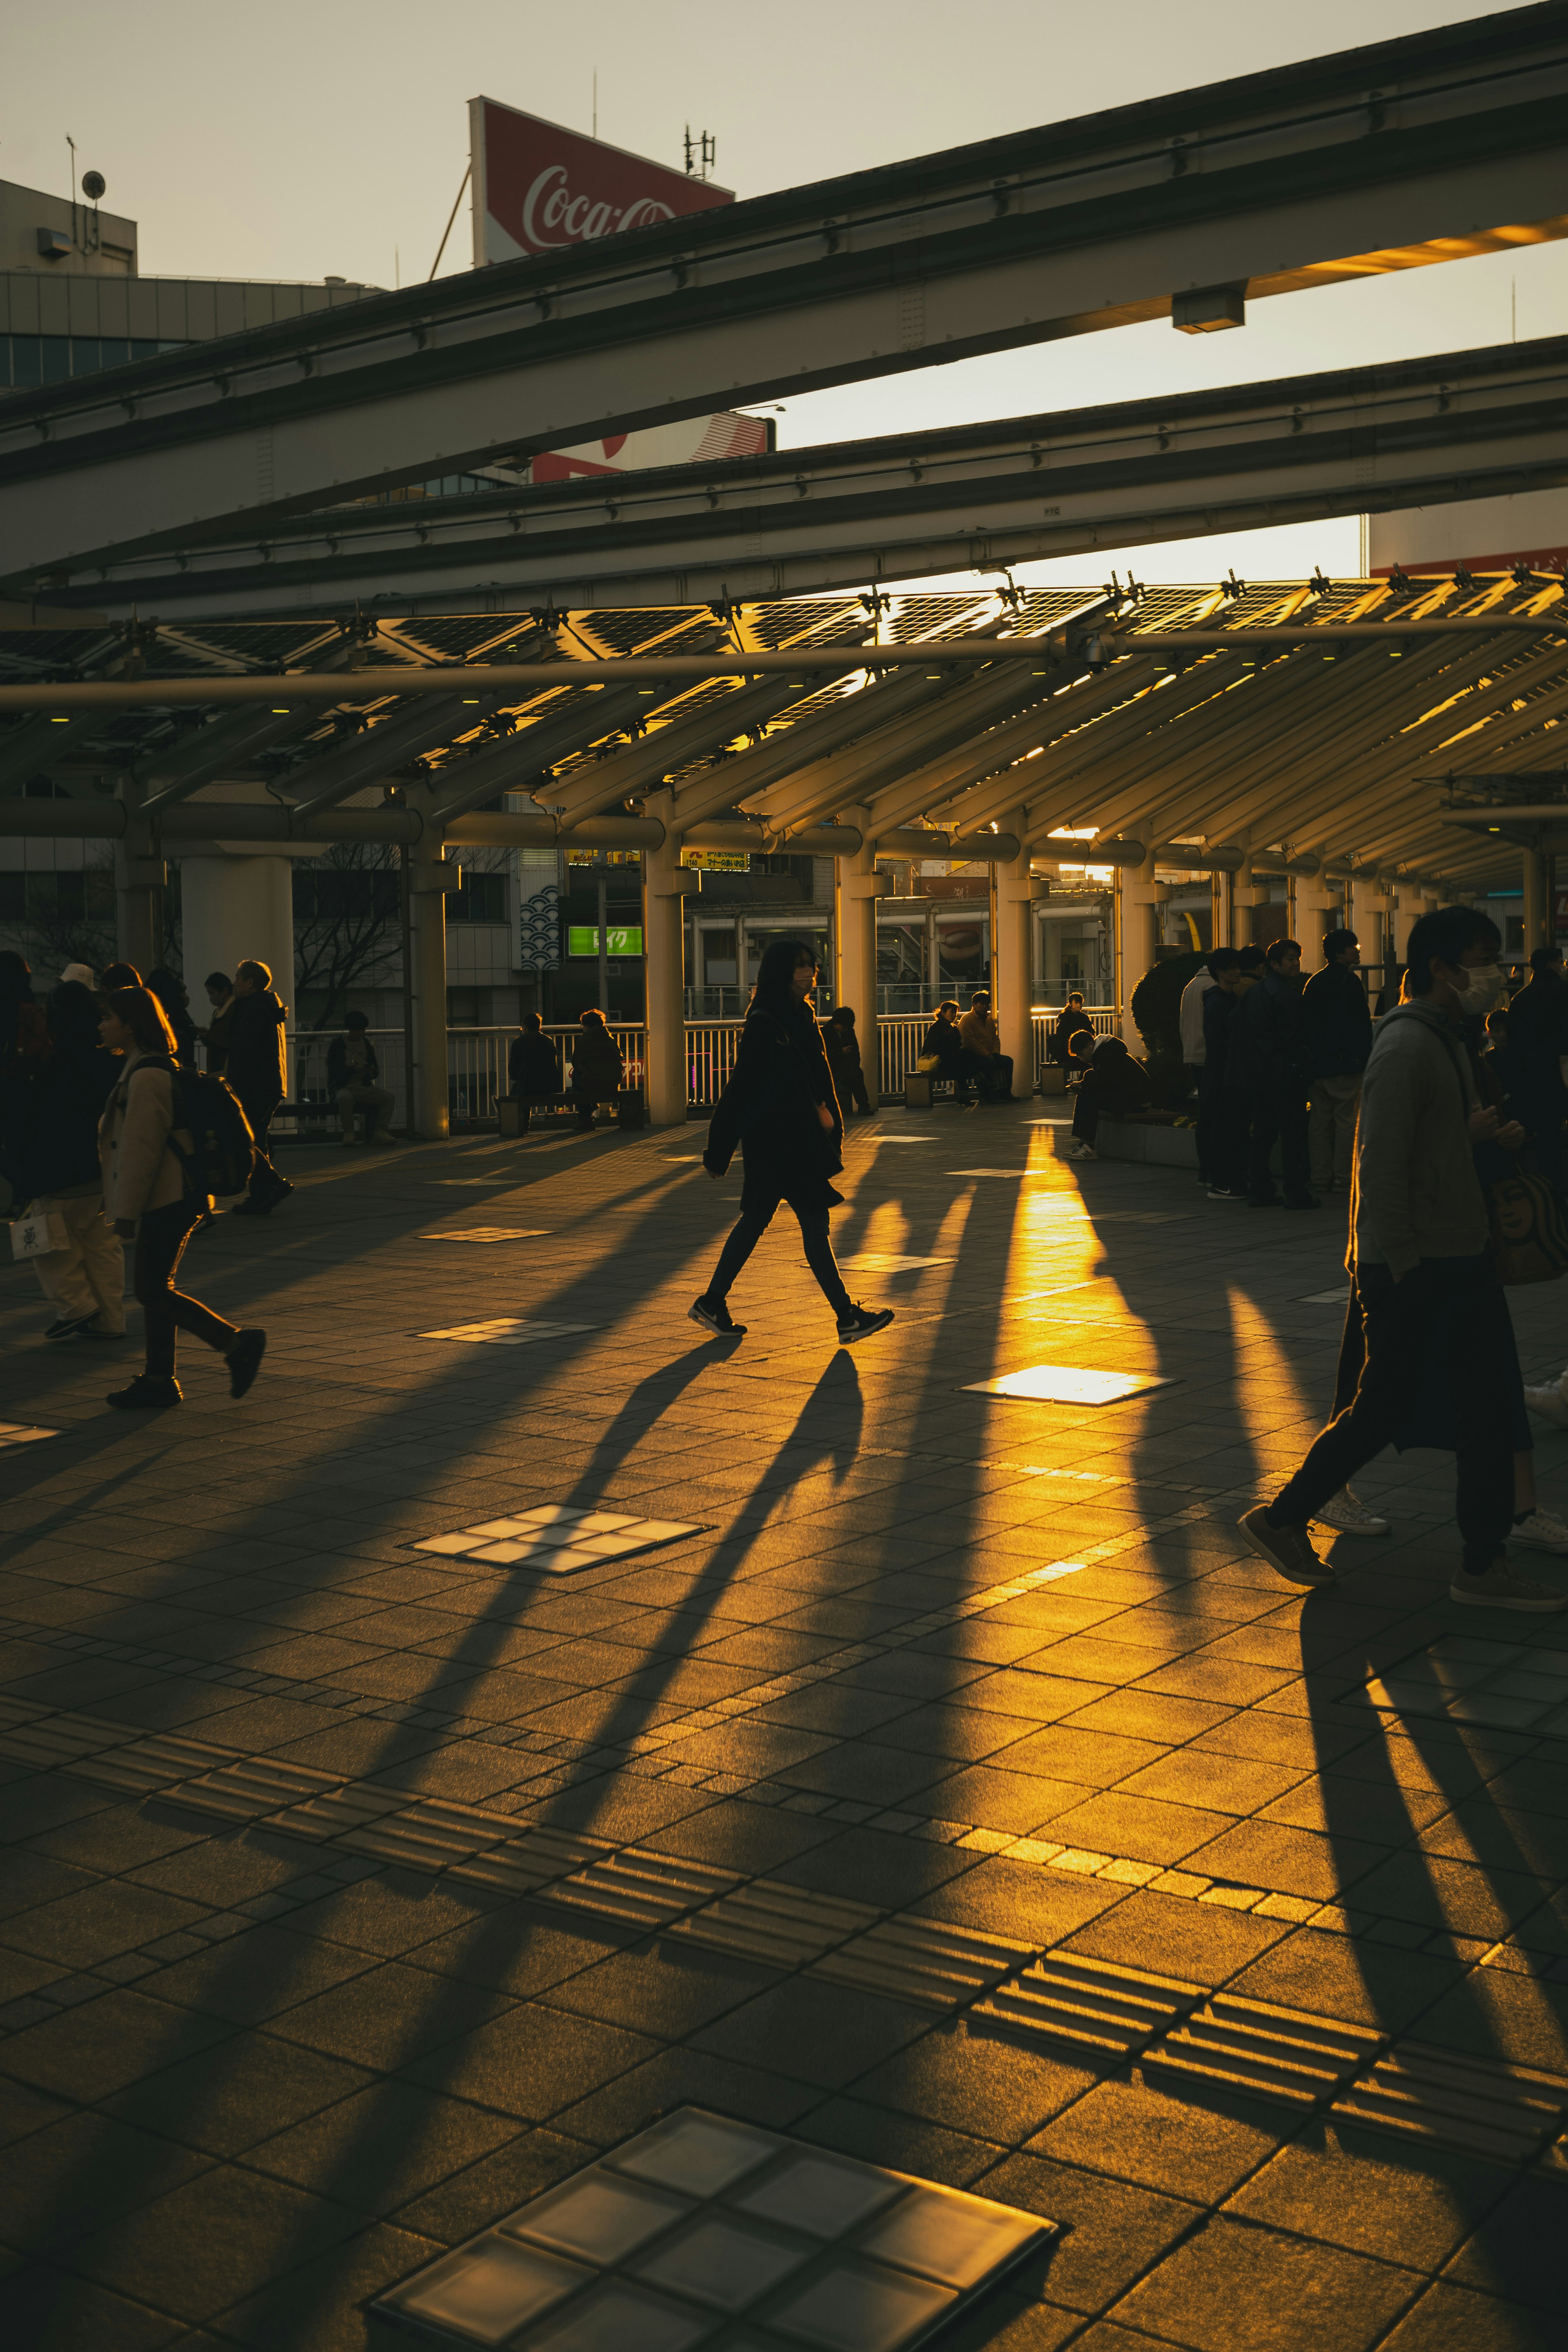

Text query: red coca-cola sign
(469, 98), (733, 266)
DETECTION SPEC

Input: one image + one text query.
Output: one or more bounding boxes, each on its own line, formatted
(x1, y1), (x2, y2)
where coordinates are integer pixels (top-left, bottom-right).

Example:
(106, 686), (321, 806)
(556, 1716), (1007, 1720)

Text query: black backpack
(137, 1055), (258, 1200)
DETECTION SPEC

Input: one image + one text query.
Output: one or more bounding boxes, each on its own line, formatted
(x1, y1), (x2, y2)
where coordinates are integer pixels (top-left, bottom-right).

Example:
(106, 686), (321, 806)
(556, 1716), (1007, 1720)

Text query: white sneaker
(1450, 1558), (1568, 1611)
(1069, 1142), (1097, 1161)
(1524, 1382), (1568, 1430)
(1511, 1507), (1568, 1555)
(1312, 1488), (1390, 1537)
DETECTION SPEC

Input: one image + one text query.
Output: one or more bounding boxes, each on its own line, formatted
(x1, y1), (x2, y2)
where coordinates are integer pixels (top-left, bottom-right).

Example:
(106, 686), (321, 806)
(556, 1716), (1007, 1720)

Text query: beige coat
(100, 1050), (194, 1223)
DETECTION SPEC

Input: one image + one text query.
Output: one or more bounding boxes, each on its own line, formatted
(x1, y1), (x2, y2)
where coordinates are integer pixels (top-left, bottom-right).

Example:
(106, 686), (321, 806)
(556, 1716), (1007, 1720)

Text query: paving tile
(1042, 1792), (1235, 1868)
(132, 1923), (377, 2025)
(69, 2160), (366, 2322)
(1059, 1890), (1293, 1987)
(0, 2109), (213, 2251)
(265, 1959), (514, 2069)
(390, 2125), (596, 2245)
(1029, 2077), (1287, 2204)
(690, 1976), (932, 2087)
(0, 2262), (180, 2351)
(850, 2018), (1096, 2146)
(548, 2043), (821, 2147)
(1110, 2212), (1421, 2350)
(1225, 2118), (1512, 2269)
(974, 2150), (1203, 2316)
(914, 1764), (1081, 1836)
(0, 1986), (234, 2102)
(1186, 1817), (1385, 1904)
(244, 2077), (519, 2211)
(1225, 1931), (1469, 2034)
(99, 2032), (374, 2158)
(770, 1826), (979, 1910)
(1376, 2280), (1560, 2352)
(401, 1999), (660, 2121)
(1411, 1966), (1568, 2076)
(793, 2093), (1004, 2185)
(202, 2216), (442, 2351)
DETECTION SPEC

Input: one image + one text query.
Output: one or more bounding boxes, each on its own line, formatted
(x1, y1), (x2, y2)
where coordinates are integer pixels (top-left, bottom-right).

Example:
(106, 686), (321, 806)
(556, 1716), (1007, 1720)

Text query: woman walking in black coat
(691, 938), (893, 1345)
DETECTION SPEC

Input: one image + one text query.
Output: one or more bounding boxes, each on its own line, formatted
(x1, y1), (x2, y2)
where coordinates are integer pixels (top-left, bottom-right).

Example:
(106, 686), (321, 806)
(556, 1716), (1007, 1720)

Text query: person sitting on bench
(958, 991), (1013, 1101)
(569, 1009), (625, 1131)
(918, 1001), (984, 1106)
(1069, 1035), (1152, 1161)
(508, 1013), (561, 1135)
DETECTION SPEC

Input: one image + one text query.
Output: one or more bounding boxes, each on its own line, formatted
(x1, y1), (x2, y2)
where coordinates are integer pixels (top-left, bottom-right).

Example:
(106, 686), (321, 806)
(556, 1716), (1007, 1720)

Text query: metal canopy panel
(0, 577), (1562, 890)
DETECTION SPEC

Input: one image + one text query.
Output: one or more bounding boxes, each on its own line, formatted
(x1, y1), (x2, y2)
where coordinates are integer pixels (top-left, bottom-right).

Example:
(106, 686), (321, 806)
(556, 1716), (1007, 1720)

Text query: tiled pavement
(2, 1104), (1566, 2351)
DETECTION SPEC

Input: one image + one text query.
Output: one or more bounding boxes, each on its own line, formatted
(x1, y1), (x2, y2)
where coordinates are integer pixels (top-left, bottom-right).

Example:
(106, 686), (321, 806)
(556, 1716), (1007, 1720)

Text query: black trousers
(1271, 1255), (1514, 1574)
(1247, 1085), (1310, 1202)
(236, 1089), (283, 1198)
(135, 1199), (238, 1378)
(707, 1195), (852, 1318)
(976, 1053), (1014, 1100)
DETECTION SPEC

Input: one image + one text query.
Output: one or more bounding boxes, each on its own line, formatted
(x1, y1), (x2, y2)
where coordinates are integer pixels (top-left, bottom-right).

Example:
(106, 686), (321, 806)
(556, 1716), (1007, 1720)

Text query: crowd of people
(2, 951), (267, 1409)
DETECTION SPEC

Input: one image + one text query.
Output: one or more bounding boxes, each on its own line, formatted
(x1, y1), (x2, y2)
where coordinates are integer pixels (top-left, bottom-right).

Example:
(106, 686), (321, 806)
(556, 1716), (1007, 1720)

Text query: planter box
(1096, 1118), (1199, 1169)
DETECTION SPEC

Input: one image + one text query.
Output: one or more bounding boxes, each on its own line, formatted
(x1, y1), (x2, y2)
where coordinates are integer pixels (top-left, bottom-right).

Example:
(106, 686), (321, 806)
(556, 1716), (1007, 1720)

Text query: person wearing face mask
(1239, 908), (1561, 1612)
(1499, 944), (1568, 1195)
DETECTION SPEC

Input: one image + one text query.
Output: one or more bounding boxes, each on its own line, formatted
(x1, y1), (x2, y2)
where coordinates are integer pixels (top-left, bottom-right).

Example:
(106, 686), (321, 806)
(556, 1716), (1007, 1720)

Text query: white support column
(408, 845), (457, 1139)
(996, 809), (1043, 1095)
(1114, 854), (1169, 1044)
(1523, 850), (1550, 955)
(837, 810), (886, 1107)
(180, 851), (297, 1086)
(1295, 883), (1342, 968)
(644, 791), (698, 1129)
(1231, 855), (1266, 947)
(1393, 888), (1424, 963)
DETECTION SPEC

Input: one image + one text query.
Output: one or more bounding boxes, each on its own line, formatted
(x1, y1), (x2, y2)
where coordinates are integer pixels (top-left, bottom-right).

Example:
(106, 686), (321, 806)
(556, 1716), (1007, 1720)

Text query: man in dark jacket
(568, 1010), (624, 1132)
(327, 1012), (395, 1145)
(1302, 928), (1372, 1199)
(1236, 936), (1316, 1208)
(14, 980), (125, 1340)
(1502, 944), (1568, 1190)
(1068, 1035), (1151, 1159)
(200, 972), (236, 1075)
(823, 1005), (871, 1115)
(226, 959), (293, 1215)
(1198, 949), (1246, 1198)
(508, 1013), (561, 1135)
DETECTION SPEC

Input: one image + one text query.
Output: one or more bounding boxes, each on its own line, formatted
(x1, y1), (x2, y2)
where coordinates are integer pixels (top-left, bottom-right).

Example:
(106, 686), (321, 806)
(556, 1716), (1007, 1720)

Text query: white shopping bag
(9, 1211), (67, 1260)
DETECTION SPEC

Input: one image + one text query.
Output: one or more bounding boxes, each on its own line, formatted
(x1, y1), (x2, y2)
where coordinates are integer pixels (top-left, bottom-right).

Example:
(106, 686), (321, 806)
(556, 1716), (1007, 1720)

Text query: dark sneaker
(268, 1177), (295, 1208)
(230, 1197), (265, 1217)
(689, 1296), (746, 1338)
(107, 1373), (182, 1410)
(82, 1324), (128, 1342)
(837, 1304), (895, 1346)
(44, 1313), (97, 1342)
(1450, 1558), (1568, 1612)
(226, 1329), (267, 1399)
(1238, 1503), (1334, 1586)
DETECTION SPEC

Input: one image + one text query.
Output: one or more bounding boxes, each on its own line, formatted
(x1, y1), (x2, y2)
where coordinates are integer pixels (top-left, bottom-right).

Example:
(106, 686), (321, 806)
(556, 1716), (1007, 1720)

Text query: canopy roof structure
(3, 573), (1563, 889)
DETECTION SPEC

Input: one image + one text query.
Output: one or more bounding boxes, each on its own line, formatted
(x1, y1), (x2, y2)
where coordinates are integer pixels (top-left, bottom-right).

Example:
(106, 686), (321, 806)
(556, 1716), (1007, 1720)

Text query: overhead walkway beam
(2, 6), (1567, 586)
(62, 335), (1568, 620)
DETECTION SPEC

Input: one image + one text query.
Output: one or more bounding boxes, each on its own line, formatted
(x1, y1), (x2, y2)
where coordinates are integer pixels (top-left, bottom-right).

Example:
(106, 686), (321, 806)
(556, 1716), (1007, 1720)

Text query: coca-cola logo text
(521, 165), (675, 252)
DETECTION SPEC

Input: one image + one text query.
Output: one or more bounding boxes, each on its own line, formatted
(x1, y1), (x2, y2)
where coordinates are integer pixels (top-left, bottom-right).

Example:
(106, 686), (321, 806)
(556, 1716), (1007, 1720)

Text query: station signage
(469, 98), (733, 266)
(568, 925), (644, 957)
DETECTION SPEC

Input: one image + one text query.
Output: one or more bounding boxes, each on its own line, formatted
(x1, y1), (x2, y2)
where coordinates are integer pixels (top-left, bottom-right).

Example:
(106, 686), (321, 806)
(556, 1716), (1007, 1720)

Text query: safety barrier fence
(281, 1008), (1118, 1132)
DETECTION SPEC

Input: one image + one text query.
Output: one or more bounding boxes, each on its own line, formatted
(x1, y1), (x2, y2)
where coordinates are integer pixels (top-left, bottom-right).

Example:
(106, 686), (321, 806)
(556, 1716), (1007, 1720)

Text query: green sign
(568, 926), (644, 957)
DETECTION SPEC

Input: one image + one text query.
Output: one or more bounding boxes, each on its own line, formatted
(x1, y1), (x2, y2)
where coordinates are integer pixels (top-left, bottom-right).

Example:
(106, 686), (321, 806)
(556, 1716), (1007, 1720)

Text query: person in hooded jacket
(1235, 936), (1317, 1209)
(1067, 1034), (1152, 1159)
(146, 966), (201, 1070)
(692, 938), (893, 1346)
(568, 1010), (625, 1131)
(225, 959), (293, 1215)
(508, 1012), (561, 1131)
(823, 1005), (871, 1115)
(12, 980), (126, 1341)
(97, 986), (265, 1410)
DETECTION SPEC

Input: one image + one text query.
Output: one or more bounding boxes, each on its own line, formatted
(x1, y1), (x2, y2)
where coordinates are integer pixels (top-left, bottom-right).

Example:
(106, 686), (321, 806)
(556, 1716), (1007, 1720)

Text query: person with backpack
(225, 959), (293, 1215)
(691, 937), (893, 1346)
(11, 980), (126, 1342)
(97, 987), (265, 1409)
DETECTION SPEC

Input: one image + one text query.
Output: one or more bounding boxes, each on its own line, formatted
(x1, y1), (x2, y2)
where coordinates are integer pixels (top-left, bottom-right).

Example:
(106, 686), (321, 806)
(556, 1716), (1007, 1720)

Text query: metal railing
(282, 1005), (1118, 1130)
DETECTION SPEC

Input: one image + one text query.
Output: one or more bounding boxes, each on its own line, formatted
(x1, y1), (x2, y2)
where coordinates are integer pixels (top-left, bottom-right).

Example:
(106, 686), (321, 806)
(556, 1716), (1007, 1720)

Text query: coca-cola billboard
(469, 98), (733, 266)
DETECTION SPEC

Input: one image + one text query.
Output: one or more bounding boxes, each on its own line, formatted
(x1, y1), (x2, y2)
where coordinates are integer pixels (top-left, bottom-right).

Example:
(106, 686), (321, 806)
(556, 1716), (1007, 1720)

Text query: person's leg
(240, 1092), (284, 1196)
(1334, 1077), (1360, 1189)
(1071, 1083), (1100, 1145)
(1217, 1092), (1249, 1192)
(992, 1054), (1015, 1101)
(1281, 1090), (1313, 1202)
(134, 1203), (189, 1378)
(705, 1204), (775, 1301)
(145, 1199), (241, 1361)
(1445, 1270), (1523, 1574)
(1267, 1265), (1437, 1525)
(368, 1085), (396, 1139)
(794, 1206), (854, 1318)
(70, 1197), (126, 1333)
(1307, 1084), (1335, 1196)
(1247, 1092), (1281, 1202)
(336, 1084), (359, 1143)
(852, 1071), (871, 1114)
(1332, 1279), (1367, 1417)
(32, 1200), (98, 1327)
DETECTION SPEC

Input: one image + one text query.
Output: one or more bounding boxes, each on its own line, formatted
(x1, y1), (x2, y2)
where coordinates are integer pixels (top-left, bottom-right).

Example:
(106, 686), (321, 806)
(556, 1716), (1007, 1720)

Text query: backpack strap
(127, 1053), (202, 1194)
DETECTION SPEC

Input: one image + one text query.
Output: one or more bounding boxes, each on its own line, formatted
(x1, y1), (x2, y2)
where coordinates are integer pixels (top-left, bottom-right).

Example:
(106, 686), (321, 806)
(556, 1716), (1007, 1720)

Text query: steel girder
(49, 334), (1568, 620)
(2, 9), (1567, 588)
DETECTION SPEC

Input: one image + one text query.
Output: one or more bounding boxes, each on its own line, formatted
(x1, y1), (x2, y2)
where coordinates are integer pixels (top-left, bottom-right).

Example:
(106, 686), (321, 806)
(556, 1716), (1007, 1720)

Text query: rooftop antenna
(66, 133), (77, 247)
(684, 127), (716, 181)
